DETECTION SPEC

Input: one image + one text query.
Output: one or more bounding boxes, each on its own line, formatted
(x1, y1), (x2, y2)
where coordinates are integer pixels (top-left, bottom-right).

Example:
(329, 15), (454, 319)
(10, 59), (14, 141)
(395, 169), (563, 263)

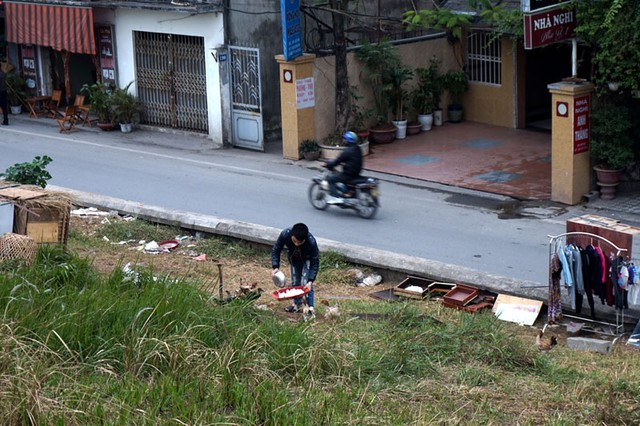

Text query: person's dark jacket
(0, 70), (6, 92)
(327, 143), (362, 179)
(271, 227), (320, 282)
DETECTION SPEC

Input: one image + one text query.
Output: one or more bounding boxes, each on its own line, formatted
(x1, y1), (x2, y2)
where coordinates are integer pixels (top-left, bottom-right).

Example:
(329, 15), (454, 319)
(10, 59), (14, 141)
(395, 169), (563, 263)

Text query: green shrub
(0, 155), (53, 188)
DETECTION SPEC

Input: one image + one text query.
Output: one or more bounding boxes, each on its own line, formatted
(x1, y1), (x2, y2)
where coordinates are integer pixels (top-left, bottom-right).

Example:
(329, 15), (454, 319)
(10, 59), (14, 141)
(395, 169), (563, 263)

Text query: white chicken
(320, 299), (340, 320)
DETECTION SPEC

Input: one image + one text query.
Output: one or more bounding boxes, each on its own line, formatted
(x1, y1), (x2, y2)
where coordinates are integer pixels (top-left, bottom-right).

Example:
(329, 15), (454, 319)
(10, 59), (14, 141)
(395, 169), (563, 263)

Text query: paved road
(0, 119), (633, 286)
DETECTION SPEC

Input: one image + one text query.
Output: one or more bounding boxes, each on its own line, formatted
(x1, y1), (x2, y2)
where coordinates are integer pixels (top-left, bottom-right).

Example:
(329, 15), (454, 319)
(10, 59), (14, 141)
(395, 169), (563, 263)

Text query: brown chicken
(536, 329), (557, 351)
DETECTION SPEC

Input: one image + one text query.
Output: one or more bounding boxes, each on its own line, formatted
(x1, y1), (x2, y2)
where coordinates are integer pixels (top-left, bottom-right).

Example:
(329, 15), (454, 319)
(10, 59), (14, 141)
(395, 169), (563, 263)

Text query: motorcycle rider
(324, 130), (363, 204)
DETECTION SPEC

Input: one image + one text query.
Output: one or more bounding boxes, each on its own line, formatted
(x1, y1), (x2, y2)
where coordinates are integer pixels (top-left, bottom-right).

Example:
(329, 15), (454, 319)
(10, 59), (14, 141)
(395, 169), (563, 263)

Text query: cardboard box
(13, 206), (70, 244)
(393, 276), (433, 299)
(443, 284), (479, 307)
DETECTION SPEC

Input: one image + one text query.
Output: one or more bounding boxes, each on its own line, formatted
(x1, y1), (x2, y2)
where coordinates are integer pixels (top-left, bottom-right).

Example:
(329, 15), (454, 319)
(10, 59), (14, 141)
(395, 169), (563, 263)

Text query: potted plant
(412, 56), (443, 131)
(590, 100), (637, 199)
(319, 133), (370, 160)
(80, 82), (116, 130)
(111, 82), (143, 133)
(5, 72), (28, 114)
(443, 69), (469, 123)
(388, 65), (413, 139)
(355, 39), (400, 144)
(348, 85), (374, 141)
(299, 139), (321, 161)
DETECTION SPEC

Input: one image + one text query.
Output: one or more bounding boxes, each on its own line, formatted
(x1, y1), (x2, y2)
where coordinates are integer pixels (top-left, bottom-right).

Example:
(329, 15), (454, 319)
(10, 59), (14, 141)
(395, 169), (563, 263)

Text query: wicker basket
(0, 232), (37, 265)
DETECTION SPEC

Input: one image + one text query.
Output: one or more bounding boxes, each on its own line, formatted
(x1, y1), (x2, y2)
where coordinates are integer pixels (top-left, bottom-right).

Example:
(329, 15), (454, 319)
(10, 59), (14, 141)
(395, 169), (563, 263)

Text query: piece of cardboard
(492, 294), (543, 326)
(0, 188), (46, 201)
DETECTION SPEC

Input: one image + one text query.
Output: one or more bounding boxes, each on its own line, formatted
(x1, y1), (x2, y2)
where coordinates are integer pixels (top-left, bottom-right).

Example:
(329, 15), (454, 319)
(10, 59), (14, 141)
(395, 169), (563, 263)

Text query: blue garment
(555, 240), (573, 287)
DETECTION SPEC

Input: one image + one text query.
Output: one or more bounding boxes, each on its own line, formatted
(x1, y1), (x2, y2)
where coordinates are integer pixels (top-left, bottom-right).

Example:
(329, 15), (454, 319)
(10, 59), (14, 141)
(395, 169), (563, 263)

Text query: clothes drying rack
(548, 231), (628, 335)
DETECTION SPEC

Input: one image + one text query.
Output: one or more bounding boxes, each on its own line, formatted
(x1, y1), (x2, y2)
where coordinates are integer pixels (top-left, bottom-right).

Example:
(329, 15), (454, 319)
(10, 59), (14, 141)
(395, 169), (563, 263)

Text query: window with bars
(467, 31), (501, 85)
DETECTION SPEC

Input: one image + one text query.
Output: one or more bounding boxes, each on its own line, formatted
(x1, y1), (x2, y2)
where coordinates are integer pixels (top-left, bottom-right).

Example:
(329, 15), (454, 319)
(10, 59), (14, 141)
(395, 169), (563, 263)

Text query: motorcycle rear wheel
(308, 183), (328, 210)
(357, 193), (378, 219)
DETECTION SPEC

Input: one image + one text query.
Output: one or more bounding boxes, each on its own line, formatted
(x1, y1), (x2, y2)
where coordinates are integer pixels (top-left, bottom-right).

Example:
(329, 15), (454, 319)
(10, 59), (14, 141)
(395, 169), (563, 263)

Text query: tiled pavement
(364, 121), (553, 200)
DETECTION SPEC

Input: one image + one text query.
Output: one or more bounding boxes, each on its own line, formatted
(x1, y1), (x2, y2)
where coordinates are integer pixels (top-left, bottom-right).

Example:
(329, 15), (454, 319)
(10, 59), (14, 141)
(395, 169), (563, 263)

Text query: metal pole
(572, 38), (577, 77)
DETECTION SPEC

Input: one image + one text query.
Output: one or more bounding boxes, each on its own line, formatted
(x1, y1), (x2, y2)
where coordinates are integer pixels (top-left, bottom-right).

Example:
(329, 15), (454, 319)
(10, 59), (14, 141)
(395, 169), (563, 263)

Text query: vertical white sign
(296, 77), (315, 109)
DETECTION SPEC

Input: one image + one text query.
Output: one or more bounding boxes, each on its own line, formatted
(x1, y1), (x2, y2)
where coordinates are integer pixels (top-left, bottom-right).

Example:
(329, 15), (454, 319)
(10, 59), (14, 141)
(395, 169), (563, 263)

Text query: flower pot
(356, 130), (370, 143)
(433, 109), (443, 126)
(97, 122), (117, 131)
(594, 166), (623, 200)
(319, 140), (369, 160)
(303, 150), (320, 161)
(447, 104), (463, 123)
(369, 125), (396, 144)
(120, 122), (134, 133)
(10, 105), (22, 115)
(392, 119), (408, 140)
(406, 121), (422, 135)
(417, 113), (433, 131)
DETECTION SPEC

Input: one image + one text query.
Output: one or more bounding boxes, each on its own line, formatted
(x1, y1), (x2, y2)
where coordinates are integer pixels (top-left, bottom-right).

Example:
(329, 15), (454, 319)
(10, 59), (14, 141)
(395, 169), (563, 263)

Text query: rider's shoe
(326, 195), (343, 204)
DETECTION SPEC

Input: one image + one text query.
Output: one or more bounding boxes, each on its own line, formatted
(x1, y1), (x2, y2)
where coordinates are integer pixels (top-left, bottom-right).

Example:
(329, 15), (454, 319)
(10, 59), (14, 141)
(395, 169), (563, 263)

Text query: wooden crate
(393, 276), (433, 299)
(13, 205), (70, 244)
(443, 284), (479, 307)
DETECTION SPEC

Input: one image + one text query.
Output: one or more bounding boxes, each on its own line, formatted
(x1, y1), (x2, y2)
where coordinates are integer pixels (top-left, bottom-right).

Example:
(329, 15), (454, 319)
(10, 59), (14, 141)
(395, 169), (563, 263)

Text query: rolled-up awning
(5, 2), (96, 55)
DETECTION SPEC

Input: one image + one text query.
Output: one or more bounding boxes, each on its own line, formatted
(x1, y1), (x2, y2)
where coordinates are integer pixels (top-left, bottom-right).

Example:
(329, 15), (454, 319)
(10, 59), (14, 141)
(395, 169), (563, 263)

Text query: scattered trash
(347, 268), (383, 287)
(193, 253), (207, 261)
(158, 240), (180, 251)
(566, 321), (584, 334)
(71, 207), (110, 216)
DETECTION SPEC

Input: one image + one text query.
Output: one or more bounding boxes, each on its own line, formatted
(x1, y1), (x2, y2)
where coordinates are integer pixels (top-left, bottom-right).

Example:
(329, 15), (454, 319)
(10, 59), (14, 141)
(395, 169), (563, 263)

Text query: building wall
(313, 36), (454, 141)
(463, 37), (519, 128)
(102, 9), (224, 144)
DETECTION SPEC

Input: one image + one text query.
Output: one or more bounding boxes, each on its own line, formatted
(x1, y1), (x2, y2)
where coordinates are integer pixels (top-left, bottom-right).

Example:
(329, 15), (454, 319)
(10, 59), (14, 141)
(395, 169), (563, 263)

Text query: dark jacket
(327, 143), (362, 179)
(271, 227), (320, 282)
(0, 70), (6, 92)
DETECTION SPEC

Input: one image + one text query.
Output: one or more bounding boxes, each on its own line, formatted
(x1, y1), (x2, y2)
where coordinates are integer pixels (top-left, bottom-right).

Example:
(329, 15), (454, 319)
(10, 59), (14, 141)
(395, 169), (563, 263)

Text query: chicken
(320, 299), (340, 320)
(536, 329), (557, 351)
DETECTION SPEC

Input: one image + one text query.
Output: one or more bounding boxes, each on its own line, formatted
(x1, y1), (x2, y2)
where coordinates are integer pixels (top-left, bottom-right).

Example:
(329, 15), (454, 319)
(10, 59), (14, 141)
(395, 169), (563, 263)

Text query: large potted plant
(590, 100), (637, 199)
(355, 39), (400, 144)
(412, 56), (443, 131)
(111, 82), (143, 133)
(388, 65), (413, 139)
(80, 82), (115, 130)
(5, 72), (28, 114)
(443, 69), (469, 123)
(348, 85), (374, 142)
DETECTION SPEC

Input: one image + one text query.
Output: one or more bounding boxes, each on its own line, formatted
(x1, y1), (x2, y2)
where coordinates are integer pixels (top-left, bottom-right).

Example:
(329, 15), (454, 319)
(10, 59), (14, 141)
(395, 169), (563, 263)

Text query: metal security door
(134, 31), (208, 133)
(229, 46), (263, 150)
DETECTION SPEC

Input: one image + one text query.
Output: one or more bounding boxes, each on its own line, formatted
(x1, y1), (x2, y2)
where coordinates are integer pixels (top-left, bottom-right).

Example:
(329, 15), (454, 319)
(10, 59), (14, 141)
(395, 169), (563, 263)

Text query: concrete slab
(566, 337), (613, 354)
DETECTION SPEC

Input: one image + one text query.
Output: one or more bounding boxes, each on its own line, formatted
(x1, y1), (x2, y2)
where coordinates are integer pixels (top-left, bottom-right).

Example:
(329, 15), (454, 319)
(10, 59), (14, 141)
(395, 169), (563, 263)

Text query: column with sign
(548, 81), (594, 204)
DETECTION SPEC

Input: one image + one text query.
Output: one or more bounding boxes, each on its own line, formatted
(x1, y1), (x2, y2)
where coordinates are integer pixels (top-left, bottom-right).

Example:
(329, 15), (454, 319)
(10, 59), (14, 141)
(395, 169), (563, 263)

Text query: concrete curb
(53, 185), (638, 323)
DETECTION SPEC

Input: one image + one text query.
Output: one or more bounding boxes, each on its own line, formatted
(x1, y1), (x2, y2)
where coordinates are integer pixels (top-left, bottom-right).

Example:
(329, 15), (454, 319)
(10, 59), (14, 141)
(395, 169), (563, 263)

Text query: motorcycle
(308, 168), (380, 219)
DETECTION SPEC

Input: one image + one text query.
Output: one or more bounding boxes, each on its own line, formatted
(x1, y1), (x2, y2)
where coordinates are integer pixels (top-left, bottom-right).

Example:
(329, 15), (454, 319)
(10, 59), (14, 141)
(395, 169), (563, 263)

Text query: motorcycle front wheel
(308, 183), (329, 210)
(357, 192), (378, 219)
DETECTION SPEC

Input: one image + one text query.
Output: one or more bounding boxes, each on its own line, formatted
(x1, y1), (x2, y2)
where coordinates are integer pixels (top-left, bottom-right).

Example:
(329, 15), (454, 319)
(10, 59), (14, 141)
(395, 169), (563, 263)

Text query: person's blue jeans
(290, 259), (314, 308)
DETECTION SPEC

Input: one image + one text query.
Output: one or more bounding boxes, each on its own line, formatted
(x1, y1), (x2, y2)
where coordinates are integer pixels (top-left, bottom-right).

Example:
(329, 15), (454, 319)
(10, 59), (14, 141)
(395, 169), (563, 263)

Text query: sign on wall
(523, 6), (576, 49)
(20, 45), (38, 96)
(573, 95), (590, 154)
(296, 77), (314, 109)
(280, 0), (302, 61)
(98, 25), (117, 85)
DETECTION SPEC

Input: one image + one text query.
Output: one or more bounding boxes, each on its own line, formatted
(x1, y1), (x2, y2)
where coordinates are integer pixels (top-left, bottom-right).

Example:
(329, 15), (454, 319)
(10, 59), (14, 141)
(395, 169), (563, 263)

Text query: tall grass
(1, 242), (639, 423)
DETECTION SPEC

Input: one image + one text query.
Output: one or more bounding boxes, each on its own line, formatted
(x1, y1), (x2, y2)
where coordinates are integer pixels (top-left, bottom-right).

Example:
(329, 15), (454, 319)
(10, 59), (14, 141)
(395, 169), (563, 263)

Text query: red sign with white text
(524, 7), (576, 49)
(573, 95), (590, 154)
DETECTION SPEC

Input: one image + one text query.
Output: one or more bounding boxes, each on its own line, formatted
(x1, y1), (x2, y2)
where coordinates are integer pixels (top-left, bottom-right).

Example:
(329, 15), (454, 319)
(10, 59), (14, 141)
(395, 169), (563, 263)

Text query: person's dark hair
(291, 223), (309, 241)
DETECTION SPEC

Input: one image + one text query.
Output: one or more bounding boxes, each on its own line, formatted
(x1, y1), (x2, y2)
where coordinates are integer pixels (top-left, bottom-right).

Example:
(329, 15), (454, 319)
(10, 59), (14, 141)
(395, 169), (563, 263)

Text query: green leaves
(0, 155), (53, 188)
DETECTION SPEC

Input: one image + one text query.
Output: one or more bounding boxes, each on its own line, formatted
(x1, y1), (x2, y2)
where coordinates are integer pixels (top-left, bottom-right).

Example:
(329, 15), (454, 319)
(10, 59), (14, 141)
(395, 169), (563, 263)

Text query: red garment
(594, 246), (607, 284)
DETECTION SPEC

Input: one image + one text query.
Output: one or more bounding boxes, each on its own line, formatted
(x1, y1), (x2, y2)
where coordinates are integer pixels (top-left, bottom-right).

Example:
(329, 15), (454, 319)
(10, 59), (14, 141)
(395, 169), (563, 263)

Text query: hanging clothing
(548, 253), (563, 323)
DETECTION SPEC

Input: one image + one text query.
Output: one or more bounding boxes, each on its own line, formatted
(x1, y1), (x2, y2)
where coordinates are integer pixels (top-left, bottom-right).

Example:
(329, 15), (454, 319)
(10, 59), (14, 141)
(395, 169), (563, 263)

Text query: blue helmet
(343, 131), (358, 144)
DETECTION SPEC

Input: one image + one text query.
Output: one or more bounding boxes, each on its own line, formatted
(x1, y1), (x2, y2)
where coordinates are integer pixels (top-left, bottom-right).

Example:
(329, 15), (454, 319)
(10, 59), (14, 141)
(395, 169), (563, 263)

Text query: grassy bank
(0, 218), (638, 424)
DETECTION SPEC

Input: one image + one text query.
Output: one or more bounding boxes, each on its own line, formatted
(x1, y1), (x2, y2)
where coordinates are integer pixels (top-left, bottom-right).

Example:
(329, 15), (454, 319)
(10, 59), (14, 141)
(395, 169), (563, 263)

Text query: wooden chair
(57, 105), (77, 133)
(73, 95), (92, 127)
(45, 90), (63, 118)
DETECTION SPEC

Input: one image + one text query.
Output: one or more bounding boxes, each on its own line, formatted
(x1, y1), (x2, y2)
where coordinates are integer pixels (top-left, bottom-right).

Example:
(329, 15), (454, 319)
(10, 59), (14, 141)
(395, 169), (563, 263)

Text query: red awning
(5, 2), (96, 55)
